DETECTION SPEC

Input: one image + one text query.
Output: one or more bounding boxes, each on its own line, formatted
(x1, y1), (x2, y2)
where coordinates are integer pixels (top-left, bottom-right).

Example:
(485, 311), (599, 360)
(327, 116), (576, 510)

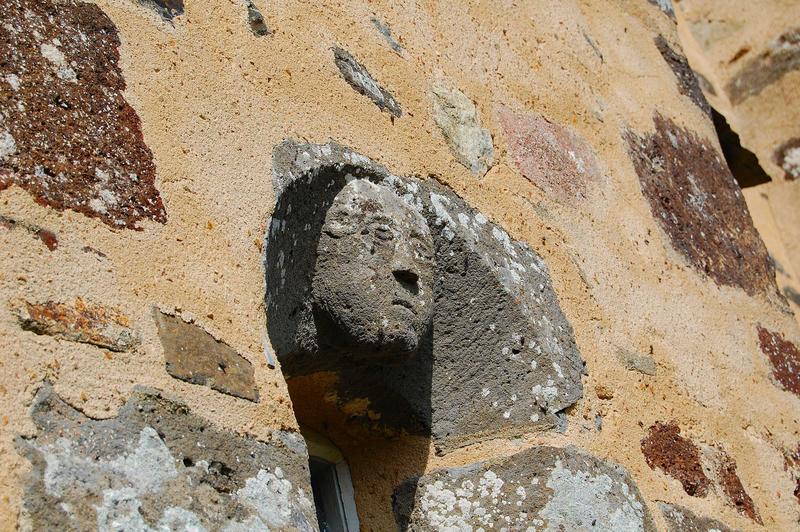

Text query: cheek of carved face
(312, 180), (434, 361)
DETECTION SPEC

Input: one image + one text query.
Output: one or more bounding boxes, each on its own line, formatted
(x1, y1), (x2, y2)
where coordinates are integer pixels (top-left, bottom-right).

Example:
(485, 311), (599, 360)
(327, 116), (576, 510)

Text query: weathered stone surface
(624, 113), (775, 296)
(617, 348), (658, 376)
(0, 0), (167, 230)
(393, 446), (656, 531)
(139, 0), (184, 21)
(244, 0), (269, 37)
(716, 449), (761, 523)
(641, 422), (711, 497)
(11, 299), (138, 352)
(497, 106), (603, 202)
(430, 81), (494, 177)
(659, 502), (737, 532)
(16, 384), (315, 530)
(266, 141), (584, 451)
(757, 325), (800, 396)
(655, 35), (711, 116)
(726, 28), (800, 106)
(773, 137), (800, 180)
(333, 47), (402, 117)
(371, 18), (403, 54)
(154, 310), (259, 402)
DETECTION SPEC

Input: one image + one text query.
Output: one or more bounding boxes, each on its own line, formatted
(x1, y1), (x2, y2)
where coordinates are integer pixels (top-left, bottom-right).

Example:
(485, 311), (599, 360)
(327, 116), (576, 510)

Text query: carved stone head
(312, 179), (434, 362)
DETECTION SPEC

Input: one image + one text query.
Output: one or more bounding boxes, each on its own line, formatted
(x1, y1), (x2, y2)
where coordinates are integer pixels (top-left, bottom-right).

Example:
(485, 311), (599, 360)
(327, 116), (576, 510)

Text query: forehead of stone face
(324, 179), (430, 239)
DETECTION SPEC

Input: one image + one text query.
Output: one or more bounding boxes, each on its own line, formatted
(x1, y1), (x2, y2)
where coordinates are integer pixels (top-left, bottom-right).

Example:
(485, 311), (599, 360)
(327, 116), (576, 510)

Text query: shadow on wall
(264, 141), (585, 527)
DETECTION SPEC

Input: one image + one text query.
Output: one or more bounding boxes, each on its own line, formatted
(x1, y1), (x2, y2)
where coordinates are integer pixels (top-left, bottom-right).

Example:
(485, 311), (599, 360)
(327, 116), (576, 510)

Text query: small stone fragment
(35, 228), (58, 251)
(654, 35), (712, 116)
(139, 0), (184, 21)
(757, 326), (800, 397)
(11, 298), (138, 352)
(726, 28), (800, 105)
(497, 106), (603, 201)
(332, 47), (402, 117)
(658, 502), (736, 532)
(648, 0), (675, 18)
(617, 349), (658, 376)
(394, 445), (656, 530)
(245, 0), (269, 36)
(430, 80), (494, 177)
(595, 384), (614, 399)
(773, 137), (800, 180)
(716, 450), (761, 523)
(154, 310), (259, 402)
(624, 114), (775, 296)
(641, 422), (711, 497)
(371, 18), (403, 53)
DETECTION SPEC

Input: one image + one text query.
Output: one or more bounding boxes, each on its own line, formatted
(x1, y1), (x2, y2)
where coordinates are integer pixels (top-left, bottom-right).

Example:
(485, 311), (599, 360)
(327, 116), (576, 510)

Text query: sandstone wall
(0, 0), (798, 530)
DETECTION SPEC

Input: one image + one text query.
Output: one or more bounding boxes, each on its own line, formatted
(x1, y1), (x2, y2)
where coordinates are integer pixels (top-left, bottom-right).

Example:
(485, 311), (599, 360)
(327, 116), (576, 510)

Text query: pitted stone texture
(333, 47), (402, 117)
(659, 503), (737, 532)
(624, 113), (775, 296)
(0, 0), (166, 230)
(266, 141), (584, 451)
(139, 0), (184, 21)
(757, 325), (800, 397)
(773, 137), (800, 180)
(394, 446), (656, 531)
(154, 310), (259, 402)
(312, 179), (435, 362)
(430, 81), (494, 177)
(497, 106), (604, 202)
(12, 298), (138, 352)
(655, 36), (711, 116)
(17, 385), (315, 530)
(641, 422), (711, 497)
(725, 28), (800, 106)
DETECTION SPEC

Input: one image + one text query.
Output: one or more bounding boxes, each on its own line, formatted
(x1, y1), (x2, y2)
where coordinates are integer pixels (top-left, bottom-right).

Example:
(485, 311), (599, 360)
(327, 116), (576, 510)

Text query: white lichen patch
(5, 73), (20, 91)
(0, 130), (16, 159)
(40, 40), (77, 82)
(782, 146), (800, 178)
(235, 467), (314, 530)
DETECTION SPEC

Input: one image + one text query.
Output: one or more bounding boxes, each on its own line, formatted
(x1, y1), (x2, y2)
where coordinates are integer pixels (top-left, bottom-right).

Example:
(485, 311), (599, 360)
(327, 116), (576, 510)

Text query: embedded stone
(497, 106), (603, 201)
(624, 113), (775, 296)
(648, 0), (675, 18)
(16, 384), (315, 530)
(757, 326), (800, 397)
(393, 446), (656, 531)
(266, 141), (584, 452)
(333, 47), (402, 117)
(726, 28), (800, 106)
(0, 0), (167, 230)
(245, 0), (270, 37)
(654, 36), (711, 116)
(659, 503), (737, 532)
(773, 137), (800, 180)
(154, 311), (259, 402)
(641, 422), (711, 497)
(716, 449), (761, 523)
(617, 348), (658, 376)
(11, 299), (138, 352)
(371, 18), (403, 53)
(430, 81), (494, 176)
(139, 0), (184, 21)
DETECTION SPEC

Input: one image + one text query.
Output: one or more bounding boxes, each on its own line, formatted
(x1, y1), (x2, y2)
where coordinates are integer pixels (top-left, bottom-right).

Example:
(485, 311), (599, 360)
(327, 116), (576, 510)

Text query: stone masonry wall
(0, 0), (798, 530)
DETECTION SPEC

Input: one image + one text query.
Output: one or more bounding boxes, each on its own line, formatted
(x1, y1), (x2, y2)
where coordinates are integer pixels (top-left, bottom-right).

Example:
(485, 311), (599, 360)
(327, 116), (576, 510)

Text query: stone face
(0, 0), (167, 230)
(266, 141), (584, 451)
(641, 422), (711, 497)
(658, 503), (736, 532)
(12, 299), (138, 352)
(139, 0), (184, 21)
(726, 28), (800, 106)
(17, 385), (316, 530)
(394, 446), (656, 531)
(312, 179), (435, 362)
(757, 326), (800, 396)
(773, 137), (800, 180)
(497, 106), (603, 202)
(430, 81), (494, 177)
(655, 36), (712, 116)
(154, 311), (259, 402)
(624, 113), (775, 296)
(716, 450), (761, 523)
(333, 47), (402, 117)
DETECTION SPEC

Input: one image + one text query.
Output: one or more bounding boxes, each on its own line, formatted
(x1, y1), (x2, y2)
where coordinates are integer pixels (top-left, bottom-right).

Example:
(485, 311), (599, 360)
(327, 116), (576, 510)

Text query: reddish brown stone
(655, 36), (712, 117)
(0, 214), (58, 251)
(11, 298), (138, 351)
(783, 445), (800, 504)
(757, 326), (800, 396)
(624, 114), (775, 296)
(35, 228), (58, 251)
(0, 0), (166, 230)
(717, 450), (762, 523)
(641, 422), (711, 497)
(498, 106), (603, 202)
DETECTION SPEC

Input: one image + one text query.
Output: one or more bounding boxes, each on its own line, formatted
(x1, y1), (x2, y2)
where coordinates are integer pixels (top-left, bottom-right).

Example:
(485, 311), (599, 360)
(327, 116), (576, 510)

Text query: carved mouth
(392, 298), (414, 311)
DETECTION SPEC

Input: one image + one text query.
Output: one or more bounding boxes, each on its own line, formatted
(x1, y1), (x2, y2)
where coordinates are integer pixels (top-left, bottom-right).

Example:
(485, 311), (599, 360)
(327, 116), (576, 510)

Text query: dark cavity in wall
(641, 421), (711, 497)
(711, 109), (771, 188)
(0, 0), (166, 230)
(624, 113), (776, 296)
